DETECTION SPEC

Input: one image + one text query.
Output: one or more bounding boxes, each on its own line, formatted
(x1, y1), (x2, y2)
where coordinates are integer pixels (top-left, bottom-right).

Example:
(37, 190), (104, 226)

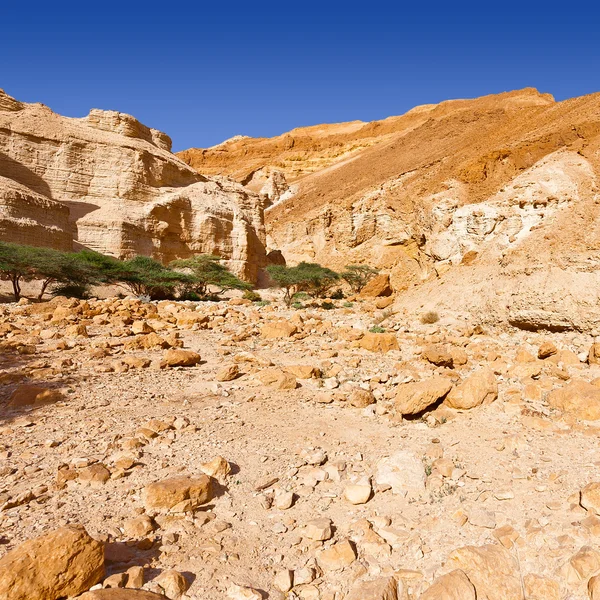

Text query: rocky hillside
(179, 88), (600, 331)
(0, 90), (267, 281)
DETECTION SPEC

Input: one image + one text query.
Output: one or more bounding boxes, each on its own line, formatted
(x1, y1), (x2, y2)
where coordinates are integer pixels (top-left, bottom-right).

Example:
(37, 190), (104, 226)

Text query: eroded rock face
(0, 89), (266, 282)
(0, 525), (104, 600)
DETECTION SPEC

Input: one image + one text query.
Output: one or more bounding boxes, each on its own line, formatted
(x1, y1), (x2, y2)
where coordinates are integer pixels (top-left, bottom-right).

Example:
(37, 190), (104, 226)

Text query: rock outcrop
(0, 89), (267, 281)
(181, 88), (600, 329)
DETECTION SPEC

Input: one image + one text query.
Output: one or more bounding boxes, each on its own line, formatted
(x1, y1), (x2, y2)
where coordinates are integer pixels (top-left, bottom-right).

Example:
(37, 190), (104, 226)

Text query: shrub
(421, 311), (440, 324)
(51, 283), (91, 299)
(369, 325), (386, 333)
(291, 301), (304, 309)
(329, 288), (345, 300)
(320, 301), (335, 310)
(170, 254), (250, 299)
(341, 264), (379, 293)
(243, 289), (262, 302)
(343, 301), (354, 308)
(266, 262), (340, 306)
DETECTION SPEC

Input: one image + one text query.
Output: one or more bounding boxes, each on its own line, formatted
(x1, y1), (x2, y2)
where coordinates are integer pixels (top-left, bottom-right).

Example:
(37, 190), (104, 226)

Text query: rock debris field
(3, 294), (600, 599)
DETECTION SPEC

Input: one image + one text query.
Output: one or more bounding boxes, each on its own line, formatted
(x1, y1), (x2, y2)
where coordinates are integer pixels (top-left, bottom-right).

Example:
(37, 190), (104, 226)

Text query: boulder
(349, 388), (376, 408)
(0, 525), (104, 600)
(444, 369), (497, 410)
(538, 341), (558, 359)
(8, 385), (64, 408)
(523, 574), (560, 600)
(395, 377), (453, 415)
(346, 576), (399, 600)
(154, 570), (188, 600)
(360, 332), (399, 353)
(316, 539), (356, 570)
(359, 274), (393, 298)
(589, 343), (600, 364)
(159, 349), (201, 368)
(260, 322), (297, 338)
(420, 570), (476, 600)
(581, 482), (600, 514)
(422, 345), (454, 368)
(78, 591), (164, 599)
(446, 544), (523, 600)
(547, 380), (600, 420)
(375, 450), (426, 496)
(142, 475), (212, 512)
(257, 367), (297, 389)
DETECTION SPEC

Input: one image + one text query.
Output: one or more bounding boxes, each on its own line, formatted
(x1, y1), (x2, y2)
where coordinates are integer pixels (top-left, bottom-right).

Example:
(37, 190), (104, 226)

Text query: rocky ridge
(0, 90), (267, 281)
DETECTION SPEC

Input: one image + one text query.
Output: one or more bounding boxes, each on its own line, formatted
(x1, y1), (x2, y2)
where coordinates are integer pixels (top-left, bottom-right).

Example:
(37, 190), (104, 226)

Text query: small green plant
(369, 325), (386, 333)
(320, 301), (335, 310)
(420, 311), (440, 324)
(243, 289), (262, 302)
(343, 301), (354, 308)
(291, 301), (304, 309)
(255, 300), (270, 307)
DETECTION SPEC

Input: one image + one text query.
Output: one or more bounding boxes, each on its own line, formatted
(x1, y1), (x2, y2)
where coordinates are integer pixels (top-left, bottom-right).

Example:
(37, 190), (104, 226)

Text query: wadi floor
(2, 294), (600, 599)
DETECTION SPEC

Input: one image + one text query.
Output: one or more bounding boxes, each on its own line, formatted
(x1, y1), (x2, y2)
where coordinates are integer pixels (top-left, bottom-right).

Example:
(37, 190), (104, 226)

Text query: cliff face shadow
(0, 152), (53, 199)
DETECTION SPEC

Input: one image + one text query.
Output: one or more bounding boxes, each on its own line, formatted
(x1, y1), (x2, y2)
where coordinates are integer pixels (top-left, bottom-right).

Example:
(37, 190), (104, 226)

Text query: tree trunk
(11, 274), (20, 302)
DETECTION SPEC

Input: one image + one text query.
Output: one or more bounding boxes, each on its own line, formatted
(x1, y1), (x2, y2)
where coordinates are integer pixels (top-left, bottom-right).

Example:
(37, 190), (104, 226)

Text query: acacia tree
(120, 256), (193, 299)
(266, 262), (340, 305)
(170, 254), (250, 298)
(341, 264), (379, 293)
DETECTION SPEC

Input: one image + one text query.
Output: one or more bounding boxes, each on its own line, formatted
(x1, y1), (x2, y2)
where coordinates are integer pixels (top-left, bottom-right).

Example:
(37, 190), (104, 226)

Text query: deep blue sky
(2, 1), (599, 151)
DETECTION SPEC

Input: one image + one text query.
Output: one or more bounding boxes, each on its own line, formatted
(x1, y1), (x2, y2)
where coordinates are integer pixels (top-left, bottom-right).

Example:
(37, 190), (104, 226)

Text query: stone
(446, 544), (522, 600)
(445, 369), (497, 410)
(78, 463), (111, 487)
(260, 322), (297, 338)
(305, 518), (333, 541)
(125, 566), (145, 589)
(423, 345), (454, 368)
(216, 364), (240, 381)
(538, 341), (558, 359)
(317, 539), (357, 570)
(581, 482), (600, 514)
(345, 576), (398, 600)
(131, 320), (154, 334)
(257, 367), (297, 389)
(589, 343), (600, 364)
(523, 574), (560, 600)
(123, 515), (155, 538)
(344, 478), (372, 504)
(65, 323), (88, 337)
(547, 380), (600, 420)
(420, 570), (476, 600)
(8, 385), (64, 408)
(590, 574), (600, 600)
(286, 365), (321, 379)
(200, 456), (231, 480)
(375, 450), (426, 495)
(395, 377), (453, 415)
(349, 388), (376, 408)
(274, 489), (295, 510)
(142, 475), (212, 512)
(565, 546), (600, 584)
(359, 274), (393, 298)
(0, 525), (104, 600)
(359, 332), (399, 353)
(159, 349), (201, 368)
(273, 570), (294, 593)
(226, 584), (263, 600)
(468, 508), (496, 529)
(104, 573), (128, 588)
(154, 570), (188, 600)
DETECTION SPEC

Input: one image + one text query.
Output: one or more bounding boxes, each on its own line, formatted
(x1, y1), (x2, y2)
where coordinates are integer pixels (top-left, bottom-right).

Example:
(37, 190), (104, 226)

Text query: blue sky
(2, 1), (598, 151)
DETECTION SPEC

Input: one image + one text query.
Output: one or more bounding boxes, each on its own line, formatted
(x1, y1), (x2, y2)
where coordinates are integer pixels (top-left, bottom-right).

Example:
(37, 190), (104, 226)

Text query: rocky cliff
(0, 90), (267, 281)
(181, 88), (600, 331)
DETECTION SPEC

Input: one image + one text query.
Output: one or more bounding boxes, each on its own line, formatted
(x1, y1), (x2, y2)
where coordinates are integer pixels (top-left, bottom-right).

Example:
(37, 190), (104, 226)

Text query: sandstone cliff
(0, 90), (267, 281)
(180, 88), (600, 331)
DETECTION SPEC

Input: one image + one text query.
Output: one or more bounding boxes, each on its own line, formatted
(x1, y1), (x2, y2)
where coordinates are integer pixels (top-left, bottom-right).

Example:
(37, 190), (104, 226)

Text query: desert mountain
(0, 90), (267, 281)
(180, 88), (600, 331)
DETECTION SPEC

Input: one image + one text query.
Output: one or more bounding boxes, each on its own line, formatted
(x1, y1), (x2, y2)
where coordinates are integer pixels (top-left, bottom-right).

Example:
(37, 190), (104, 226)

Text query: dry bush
(420, 311), (439, 324)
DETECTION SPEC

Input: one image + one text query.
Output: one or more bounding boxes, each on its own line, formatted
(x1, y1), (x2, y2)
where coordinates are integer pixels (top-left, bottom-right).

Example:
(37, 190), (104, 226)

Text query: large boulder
(395, 377), (453, 415)
(346, 576), (399, 600)
(420, 570), (476, 600)
(359, 274), (393, 298)
(0, 525), (104, 600)
(445, 544), (523, 600)
(547, 380), (600, 420)
(359, 332), (399, 353)
(444, 369), (498, 410)
(142, 475), (212, 512)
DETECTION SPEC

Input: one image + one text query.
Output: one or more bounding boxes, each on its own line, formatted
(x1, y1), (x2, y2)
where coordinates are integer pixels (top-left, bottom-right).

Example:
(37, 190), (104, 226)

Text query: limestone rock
(216, 364), (240, 381)
(8, 384), (64, 408)
(395, 377), (453, 415)
(0, 90), (267, 281)
(159, 349), (201, 368)
(349, 388), (376, 408)
(78, 591), (164, 599)
(142, 475), (212, 512)
(260, 322), (297, 338)
(344, 478), (372, 504)
(0, 525), (104, 600)
(305, 518), (333, 541)
(375, 450), (426, 496)
(316, 539), (356, 570)
(444, 369), (497, 410)
(345, 576), (399, 600)
(446, 544), (523, 600)
(547, 380), (600, 420)
(360, 332), (399, 353)
(257, 367), (297, 389)
(581, 482), (600, 514)
(420, 570), (476, 600)
(226, 584), (262, 600)
(423, 345), (454, 368)
(154, 570), (188, 600)
(523, 574), (560, 600)
(200, 456), (231, 480)
(359, 274), (393, 298)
